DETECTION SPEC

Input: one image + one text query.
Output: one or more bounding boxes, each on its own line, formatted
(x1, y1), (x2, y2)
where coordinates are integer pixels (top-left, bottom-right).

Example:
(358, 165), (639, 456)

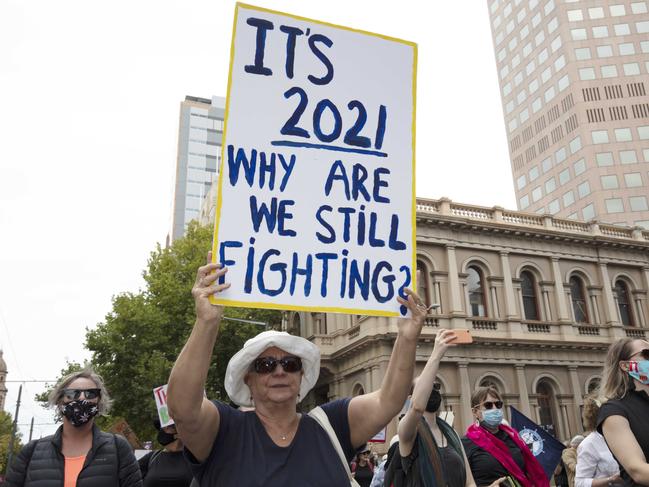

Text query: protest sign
(153, 384), (174, 428)
(109, 419), (142, 450)
(369, 427), (387, 443)
(213, 3), (417, 316)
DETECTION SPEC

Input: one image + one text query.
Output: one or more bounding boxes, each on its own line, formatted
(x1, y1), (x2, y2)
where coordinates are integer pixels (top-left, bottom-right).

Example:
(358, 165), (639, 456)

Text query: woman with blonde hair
(575, 395), (620, 487)
(5, 368), (141, 486)
(598, 338), (649, 485)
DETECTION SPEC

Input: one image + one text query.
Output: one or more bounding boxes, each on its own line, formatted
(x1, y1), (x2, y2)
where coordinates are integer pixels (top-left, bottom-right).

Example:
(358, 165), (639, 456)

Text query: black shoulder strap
(23, 438), (40, 474)
(149, 449), (163, 468)
(113, 433), (120, 478)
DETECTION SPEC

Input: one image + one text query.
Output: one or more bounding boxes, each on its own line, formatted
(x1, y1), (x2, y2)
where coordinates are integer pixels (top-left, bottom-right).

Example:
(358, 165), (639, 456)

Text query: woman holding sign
(167, 255), (428, 486)
(396, 330), (505, 487)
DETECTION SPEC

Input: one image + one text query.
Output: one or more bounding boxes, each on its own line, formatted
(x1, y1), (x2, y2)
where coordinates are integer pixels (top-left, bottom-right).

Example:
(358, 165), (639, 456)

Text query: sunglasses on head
(481, 400), (503, 410)
(629, 349), (649, 361)
(253, 356), (303, 374)
(62, 388), (101, 401)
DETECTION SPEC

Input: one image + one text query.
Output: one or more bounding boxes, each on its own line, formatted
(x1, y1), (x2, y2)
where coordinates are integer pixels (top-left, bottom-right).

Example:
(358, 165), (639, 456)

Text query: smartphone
(448, 329), (473, 344)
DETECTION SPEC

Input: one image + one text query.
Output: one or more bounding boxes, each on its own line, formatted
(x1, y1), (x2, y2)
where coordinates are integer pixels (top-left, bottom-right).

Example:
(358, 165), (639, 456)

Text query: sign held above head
(213, 3), (417, 317)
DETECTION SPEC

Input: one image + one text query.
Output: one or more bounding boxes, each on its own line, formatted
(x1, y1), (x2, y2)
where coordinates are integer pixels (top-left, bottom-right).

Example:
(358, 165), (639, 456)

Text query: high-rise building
(170, 95), (225, 242)
(487, 0), (649, 229)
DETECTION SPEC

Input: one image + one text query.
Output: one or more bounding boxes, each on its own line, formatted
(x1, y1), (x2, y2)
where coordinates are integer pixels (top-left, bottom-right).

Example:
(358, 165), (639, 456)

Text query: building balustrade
(524, 322), (552, 333)
(624, 327), (647, 339)
(416, 197), (649, 242)
(577, 325), (601, 336)
(471, 317), (499, 331)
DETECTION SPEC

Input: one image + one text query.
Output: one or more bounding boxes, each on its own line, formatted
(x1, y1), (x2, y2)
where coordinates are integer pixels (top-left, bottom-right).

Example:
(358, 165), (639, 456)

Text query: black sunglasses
(629, 349), (649, 361)
(253, 356), (303, 374)
(481, 400), (503, 410)
(62, 388), (101, 401)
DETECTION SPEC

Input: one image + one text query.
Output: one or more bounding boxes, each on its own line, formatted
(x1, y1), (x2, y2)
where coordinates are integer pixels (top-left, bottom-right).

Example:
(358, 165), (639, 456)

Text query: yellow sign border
(211, 2), (418, 317)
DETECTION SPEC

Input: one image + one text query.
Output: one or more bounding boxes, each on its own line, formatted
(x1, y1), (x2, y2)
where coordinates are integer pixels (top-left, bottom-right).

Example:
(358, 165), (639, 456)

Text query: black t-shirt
(598, 390), (649, 487)
(400, 441), (466, 487)
(139, 449), (194, 487)
(185, 398), (355, 487)
(462, 430), (526, 486)
(353, 463), (374, 487)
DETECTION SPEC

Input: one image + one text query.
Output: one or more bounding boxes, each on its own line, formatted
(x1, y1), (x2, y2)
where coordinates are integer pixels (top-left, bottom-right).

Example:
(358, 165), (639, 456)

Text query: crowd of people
(5, 258), (649, 486)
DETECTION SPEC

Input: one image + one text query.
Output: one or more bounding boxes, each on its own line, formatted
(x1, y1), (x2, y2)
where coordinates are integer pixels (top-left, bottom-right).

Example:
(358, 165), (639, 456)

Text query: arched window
(615, 280), (635, 327)
(352, 384), (365, 396)
(521, 271), (540, 321)
(536, 381), (559, 438)
(417, 260), (431, 307)
(468, 266), (487, 317)
(570, 276), (589, 323)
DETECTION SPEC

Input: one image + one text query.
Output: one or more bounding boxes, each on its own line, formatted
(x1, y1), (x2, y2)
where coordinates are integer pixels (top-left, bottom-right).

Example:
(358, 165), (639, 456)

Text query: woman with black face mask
(5, 368), (141, 487)
(138, 420), (195, 487)
(396, 329), (505, 487)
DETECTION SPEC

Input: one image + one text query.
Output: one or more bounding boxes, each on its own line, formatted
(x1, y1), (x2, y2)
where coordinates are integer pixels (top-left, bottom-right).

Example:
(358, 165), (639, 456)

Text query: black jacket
(4, 424), (142, 487)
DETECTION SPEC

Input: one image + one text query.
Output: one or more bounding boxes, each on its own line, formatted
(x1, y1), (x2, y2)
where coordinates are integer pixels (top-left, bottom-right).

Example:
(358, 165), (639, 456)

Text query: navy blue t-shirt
(185, 398), (355, 486)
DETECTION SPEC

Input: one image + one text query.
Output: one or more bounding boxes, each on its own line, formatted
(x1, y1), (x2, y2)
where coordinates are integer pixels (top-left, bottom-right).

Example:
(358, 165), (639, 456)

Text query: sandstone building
(290, 197), (649, 447)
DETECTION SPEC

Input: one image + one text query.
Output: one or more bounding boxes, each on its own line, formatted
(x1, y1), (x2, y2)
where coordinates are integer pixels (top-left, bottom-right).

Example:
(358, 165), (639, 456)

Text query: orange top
(64, 455), (86, 487)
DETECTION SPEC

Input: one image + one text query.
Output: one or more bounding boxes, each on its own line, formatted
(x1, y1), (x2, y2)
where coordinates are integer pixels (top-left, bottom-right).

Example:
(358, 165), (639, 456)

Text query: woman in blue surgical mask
(598, 338), (649, 486)
(462, 386), (548, 487)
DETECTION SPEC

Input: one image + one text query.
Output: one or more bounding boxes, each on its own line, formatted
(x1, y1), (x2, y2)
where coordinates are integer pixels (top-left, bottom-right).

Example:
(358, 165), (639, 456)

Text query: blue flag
(509, 406), (566, 480)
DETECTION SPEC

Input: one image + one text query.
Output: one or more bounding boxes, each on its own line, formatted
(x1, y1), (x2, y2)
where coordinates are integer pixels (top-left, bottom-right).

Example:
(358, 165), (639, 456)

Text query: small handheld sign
(153, 384), (174, 428)
(213, 3), (417, 317)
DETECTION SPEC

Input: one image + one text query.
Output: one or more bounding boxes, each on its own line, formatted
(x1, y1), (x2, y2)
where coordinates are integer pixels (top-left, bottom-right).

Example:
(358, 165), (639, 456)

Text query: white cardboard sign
(212, 3), (417, 317)
(153, 384), (174, 428)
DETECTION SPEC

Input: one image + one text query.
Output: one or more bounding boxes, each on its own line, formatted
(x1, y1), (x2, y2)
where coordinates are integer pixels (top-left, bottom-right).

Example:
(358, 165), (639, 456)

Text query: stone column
(371, 365), (382, 393)
(365, 367), (374, 392)
(598, 262), (619, 326)
(458, 362), (474, 431)
(543, 290), (553, 321)
(500, 252), (518, 319)
(634, 296), (647, 328)
(517, 287), (526, 320)
(568, 366), (583, 406)
(490, 286), (500, 318)
(515, 365), (531, 417)
(589, 294), (601, 325)
(561, 404), (570, 439)
(446, 245), (464, 315)
(551, 257), (570, 322)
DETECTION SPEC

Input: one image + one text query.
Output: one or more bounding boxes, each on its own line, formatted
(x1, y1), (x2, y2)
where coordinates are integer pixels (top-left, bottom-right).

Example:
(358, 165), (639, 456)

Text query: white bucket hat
(225, 330), (321, 407)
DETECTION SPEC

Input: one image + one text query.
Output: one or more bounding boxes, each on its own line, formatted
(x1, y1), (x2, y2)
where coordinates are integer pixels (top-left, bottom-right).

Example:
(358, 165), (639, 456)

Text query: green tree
(83, 221), (281, 442)
(0, 410), (23, 474)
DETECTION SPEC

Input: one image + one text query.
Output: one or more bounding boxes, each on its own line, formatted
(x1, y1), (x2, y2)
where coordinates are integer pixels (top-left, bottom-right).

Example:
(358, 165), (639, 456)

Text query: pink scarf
(465, 424), (549, 487)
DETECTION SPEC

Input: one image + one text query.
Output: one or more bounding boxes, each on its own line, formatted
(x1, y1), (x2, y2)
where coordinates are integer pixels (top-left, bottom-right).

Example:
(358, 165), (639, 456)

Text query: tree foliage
(0, 410), (22, 474)
(80, 222), (281, 442)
